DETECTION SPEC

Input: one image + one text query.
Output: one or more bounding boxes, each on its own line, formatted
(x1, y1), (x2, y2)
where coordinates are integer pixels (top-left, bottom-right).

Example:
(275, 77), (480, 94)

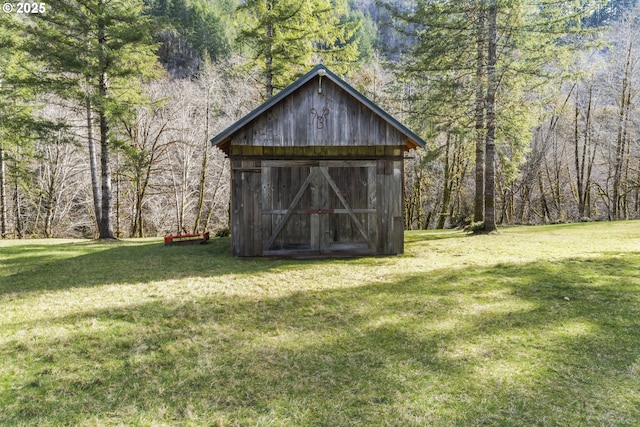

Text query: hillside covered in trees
(0, 0), (639, 238)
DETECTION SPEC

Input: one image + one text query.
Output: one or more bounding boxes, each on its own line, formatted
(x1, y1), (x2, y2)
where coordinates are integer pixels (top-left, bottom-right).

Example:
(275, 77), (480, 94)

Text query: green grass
(1, 221), (639, 426)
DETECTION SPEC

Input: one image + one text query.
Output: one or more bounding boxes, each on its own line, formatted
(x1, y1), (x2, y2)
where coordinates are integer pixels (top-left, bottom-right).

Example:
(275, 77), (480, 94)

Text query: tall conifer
(237, 0), (360, 97)
(23, 0), (162, 238)
(389, 0), (599, 231)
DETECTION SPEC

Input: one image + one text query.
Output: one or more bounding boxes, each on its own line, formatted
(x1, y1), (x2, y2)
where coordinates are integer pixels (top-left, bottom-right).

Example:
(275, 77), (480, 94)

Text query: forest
(0, 0), (639, 239)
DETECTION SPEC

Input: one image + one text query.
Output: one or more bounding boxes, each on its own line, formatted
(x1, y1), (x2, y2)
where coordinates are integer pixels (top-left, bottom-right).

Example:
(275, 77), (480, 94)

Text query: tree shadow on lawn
(0, 237), (339, 295)
(403, 229), (469, 243)
(2, 253), (639, 425)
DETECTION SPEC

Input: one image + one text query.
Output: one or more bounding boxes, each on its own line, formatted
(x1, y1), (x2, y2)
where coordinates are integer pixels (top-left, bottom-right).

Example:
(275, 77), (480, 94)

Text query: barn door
(262, 160), (377, 256)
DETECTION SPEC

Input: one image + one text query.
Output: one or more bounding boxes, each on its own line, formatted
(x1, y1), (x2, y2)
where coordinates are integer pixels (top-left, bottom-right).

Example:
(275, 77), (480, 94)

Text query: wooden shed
(211, 65), (426, 257)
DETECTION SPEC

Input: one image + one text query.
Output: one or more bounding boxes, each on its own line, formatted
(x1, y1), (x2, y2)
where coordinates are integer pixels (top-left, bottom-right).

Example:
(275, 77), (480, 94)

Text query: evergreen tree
(1, 14), (58, 238)
(0, 14), (25, 238)
(352, 9), (378, 64)
(584, 0), (638, 26)
(23, 0), (162, 238)
(389, 0), (599, 232)
(237, 0), (360, 97)
(147, 0), (234, 74)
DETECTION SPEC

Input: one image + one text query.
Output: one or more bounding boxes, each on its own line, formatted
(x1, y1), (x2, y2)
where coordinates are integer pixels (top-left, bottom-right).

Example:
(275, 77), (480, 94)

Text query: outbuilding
(211, 65), (426, 257)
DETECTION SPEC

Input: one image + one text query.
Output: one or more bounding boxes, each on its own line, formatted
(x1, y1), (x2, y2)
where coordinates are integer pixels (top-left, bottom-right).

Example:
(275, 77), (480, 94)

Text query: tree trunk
(437, 133), (452, 229)
(573, 100), (582, 216)
(170, 163), (181, 235)
(115, 151), (121, 237)
(98, 108), (114, 238)
(170, 143), (190, 235)
(538, 174), (551, 223)
(574, 84), (597, 220)
(416, 170), (423, 228)
(194, 88), (210, 232)
(473, 4), (486, 223)
(622, 111), (632, 219)
(44, 158), (57, 238)
(13, 164), (22, 238)
(203, 160), (227, 231)
(131, 152), (155, 238)
(612, 37), (634, 220)
(635, 159), (640, 216)
(130, 159), (147, 238)
(265, 21), (274, 98)
(134, 173), (144, 237)
(0, 145), (6, 238)
(97, 2), (114, 239)
(483, 1), (498, 233)
(180, 145), (189, 232)
(86, 92), (102, 232)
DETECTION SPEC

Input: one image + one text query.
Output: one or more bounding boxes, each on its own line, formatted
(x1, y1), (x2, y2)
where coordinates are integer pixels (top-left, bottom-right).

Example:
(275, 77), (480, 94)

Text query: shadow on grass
(403, 229), (469, 243)
(0, 237), (342, 295)
(2, 253), (639, 425)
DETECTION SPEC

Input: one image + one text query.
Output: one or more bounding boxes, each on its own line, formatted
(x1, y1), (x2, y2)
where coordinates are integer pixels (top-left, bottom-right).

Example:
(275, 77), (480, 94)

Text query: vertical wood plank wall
(231, 155), (404, 256)
(231, 159), (262, 256)
(233, 79), (408, 149)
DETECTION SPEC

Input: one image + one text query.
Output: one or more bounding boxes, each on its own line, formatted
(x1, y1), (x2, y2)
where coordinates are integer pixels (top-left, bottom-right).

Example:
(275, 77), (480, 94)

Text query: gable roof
(211, 64), (426, 153)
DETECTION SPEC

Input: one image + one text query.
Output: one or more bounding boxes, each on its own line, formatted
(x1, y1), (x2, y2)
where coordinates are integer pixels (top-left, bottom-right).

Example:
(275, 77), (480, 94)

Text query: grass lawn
(1, 221), (639, 426)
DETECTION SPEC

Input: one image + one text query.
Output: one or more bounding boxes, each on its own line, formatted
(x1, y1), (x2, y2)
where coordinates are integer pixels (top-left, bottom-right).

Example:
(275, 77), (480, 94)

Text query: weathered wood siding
(376, 158), (404, 255)
(231, 156), (403, 257)
(230, 78), (408, 149)
(230, 159), (262, 256)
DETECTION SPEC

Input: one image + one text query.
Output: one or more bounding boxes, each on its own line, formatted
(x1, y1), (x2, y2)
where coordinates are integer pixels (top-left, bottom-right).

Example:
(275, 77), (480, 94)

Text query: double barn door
(261, 160), (377, 256)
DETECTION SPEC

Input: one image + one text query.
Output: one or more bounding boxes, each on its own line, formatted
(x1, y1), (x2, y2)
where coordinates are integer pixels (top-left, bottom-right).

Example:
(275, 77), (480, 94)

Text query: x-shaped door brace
(264, 166), (375, 251)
